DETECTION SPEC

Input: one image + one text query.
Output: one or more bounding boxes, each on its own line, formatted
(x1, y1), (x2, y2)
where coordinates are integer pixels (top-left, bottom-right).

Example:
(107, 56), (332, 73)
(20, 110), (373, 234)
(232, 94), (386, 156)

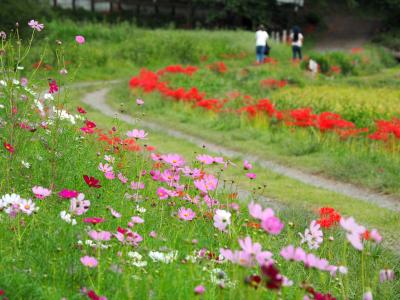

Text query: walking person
(290, 26), (304, 61)
(255, 25), (269, 64)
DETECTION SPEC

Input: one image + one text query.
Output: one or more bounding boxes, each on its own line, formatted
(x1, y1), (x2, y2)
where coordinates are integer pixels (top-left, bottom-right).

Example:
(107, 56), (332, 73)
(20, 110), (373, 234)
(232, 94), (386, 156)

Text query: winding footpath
(80, 83), (400, 213)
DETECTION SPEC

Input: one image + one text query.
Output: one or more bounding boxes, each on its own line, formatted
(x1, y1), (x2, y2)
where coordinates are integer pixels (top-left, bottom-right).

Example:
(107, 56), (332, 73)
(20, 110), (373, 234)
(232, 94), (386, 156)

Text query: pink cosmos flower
(246, 173), (257, 179)
(136, 98), (144, 105)
(80, 256), (98, 268)
(104, 171), (115, 180)
(126, 129), (147, 140)
(194, 174), (218, 194)
(75, 35), (85, 44)
(213, 209), (231, 232)
(131, 216), (144, 224)
(370, 229), (382, 243)
(262, 216), (284, 235)
(280, 245), (306, 262)
(58, 189), (78, 199)
(243, 160), (253, 170)
(197, 154), (214, 165)
(149, 231), (157, 238)
(340, 217), (365, 251)
(248, 201), (274, 220)
(203, 195), (219, 208)
(20, 77), (28, 87)
(162, 154), (185, 167)
(28, 20), (44, 31)
(299, 220), (323, 249)
(88, 230), (112, 241)
(220, 248), (252, 267)
(178, 207), (196, 221)
(130, 181), (145, 190)
(32, 186), (52, 199)
(194, 285), (205, 295)
(69, 193), (90, 215)
(98, 163), (113, 173)
(238, 236), (273, 266)
(117, 173), (128, 184)
(108, 206), (121, 218)
(157, 187), (170, 200)
(379, 269), (395, 282)
(363, 291), (373, 300)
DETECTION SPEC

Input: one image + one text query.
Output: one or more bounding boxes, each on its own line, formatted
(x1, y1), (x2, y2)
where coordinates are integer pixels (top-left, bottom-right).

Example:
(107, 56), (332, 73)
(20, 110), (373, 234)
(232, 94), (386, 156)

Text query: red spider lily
(196, 99), (223, 112)
(261, 264), (283, 290)
(48, 79), (59, 94)
(368, 118), (400, 141)
(317, 207), (341, 228)
(330, 65), (341, 75)
(351, 47), (364, 54)
(146, 145), (156, 151)
(83, 175), (101, 188)
(77, 107), (87, 114)
(207, 62), (228, 73)
(264, 57), (278, 64)
(260, 78), (288, 89)
(157, 65), (198, 76)
(83, 217), (105, 225)
(3, 142), (14, 153)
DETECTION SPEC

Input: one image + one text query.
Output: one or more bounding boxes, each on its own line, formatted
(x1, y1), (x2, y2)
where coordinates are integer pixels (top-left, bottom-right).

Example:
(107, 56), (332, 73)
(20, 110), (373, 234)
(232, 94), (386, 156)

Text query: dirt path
(80, 85), (400, 212)
(314, 15), (380, 51)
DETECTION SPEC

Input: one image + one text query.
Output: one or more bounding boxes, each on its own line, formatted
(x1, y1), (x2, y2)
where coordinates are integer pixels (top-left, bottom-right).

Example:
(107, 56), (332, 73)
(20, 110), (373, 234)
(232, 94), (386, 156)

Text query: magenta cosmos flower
(75, 35), (85, 44)
(243, 160), (253, 170)
(58, 189), (78, 199)
(246, 173), (257, 179)
(126, 129), (148, 140)
(80, 256), (98, 268)
(178, 207), (196, 221)
(32, 186), (52, 199)
(194, 285), (205, 295)
(28, 20), (44, 31)
(261, 216), (284, 235)
(83, 217), (105, 225)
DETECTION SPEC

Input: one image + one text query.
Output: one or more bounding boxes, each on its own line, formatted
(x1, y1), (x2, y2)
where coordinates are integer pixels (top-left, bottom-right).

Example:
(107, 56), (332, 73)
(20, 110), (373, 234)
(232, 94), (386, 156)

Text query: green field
(0, 21), (399, 299)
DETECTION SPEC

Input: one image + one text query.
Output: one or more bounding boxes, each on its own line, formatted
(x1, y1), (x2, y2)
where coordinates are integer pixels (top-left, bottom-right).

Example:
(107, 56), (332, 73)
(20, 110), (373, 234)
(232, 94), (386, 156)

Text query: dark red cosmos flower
(48, 79), (59, 94)
(245, 274), (262, 289)
(83, 217), (105, 225)
(261, 264), (283, 290)
(83, 175), (101, 188)
(305, 287), (337, 300)
(85, 120), (96, 129)
(3, 142), (14, 153)
(87, 290), (107, 300)
(77, 106), (87, 114)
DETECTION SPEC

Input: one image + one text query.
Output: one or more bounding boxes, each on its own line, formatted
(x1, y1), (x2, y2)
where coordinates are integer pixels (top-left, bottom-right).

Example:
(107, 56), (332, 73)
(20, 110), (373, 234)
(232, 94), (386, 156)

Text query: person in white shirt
(290, 26), (304, 61)
(255, 25), (269, 64)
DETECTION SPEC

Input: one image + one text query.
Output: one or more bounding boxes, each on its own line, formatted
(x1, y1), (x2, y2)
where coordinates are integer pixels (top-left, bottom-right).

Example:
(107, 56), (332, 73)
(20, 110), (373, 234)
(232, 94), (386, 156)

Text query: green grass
(1, 21), (399, 300)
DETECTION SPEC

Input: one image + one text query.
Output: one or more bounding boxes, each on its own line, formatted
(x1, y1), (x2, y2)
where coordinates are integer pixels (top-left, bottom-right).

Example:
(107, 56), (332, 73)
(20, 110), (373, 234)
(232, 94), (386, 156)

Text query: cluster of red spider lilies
(129, 64), (400, 144)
